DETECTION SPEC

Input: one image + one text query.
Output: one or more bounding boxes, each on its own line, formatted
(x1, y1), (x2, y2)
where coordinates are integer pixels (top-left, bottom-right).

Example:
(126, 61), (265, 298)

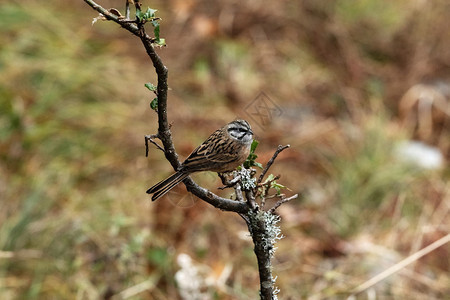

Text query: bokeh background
(1, 0), (449, 299)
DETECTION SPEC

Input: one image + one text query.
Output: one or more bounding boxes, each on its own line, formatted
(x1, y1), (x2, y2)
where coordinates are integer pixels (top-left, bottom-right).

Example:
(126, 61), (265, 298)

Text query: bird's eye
(238, 128), (246, 132)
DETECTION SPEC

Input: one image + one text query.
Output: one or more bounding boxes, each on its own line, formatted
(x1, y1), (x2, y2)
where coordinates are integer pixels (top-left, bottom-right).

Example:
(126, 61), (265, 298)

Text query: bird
(147, 119), (253, 201)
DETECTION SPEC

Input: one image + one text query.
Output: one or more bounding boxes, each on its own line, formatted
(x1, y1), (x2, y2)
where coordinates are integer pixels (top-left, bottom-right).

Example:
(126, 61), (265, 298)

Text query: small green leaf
(153, 25), (160, 39)
(271, 182), (286, 195)
(250, 140), (259, 153)
(135, 9), (144, 22)
(244, 139), (263, 169)
(150, 19), (166, 46)
(145, 83), (157, 92)
(145, 8), (157, 19)
(150, 97), (158, 111)
(151, 19), (160, 30)
(155, 38), (166, 47)
(243, 160), (251, 169)
(136, 7), (157, 22)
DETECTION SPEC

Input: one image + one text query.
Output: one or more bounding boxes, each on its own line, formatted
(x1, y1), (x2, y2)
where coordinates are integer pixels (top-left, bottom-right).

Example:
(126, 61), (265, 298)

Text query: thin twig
(266, 193), (284, 200)
(269, 194), (298, 214)
(218, 173), (241, 189)
(145, 134), (164, 156)
(257, 145), (290, 184)
(133, 0), (141, 13)
(258, 174), (281, 207)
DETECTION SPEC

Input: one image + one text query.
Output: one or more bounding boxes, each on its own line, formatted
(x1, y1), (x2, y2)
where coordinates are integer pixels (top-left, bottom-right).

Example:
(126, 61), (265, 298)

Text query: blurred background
(1, 0), (449, 299)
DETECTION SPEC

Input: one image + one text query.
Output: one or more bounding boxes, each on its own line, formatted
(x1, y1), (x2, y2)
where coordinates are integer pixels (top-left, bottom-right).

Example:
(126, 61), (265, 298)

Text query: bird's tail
(146, 172), (189, 201)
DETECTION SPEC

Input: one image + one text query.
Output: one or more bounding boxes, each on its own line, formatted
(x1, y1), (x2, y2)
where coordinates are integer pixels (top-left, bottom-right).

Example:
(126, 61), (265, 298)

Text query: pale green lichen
(248, 209), (284, 299)
(239, 168), (256, 190)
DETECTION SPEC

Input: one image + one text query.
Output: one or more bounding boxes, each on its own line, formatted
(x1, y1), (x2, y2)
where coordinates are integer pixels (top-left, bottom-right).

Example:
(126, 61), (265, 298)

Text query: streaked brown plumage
(147, 120), (253, 201)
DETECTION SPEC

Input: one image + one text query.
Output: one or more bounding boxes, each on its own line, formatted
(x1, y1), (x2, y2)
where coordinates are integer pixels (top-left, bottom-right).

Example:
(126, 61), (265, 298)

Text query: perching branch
(84, 0), (249, 214)
(258, 144), (290, 184)
(84, 1), (297, 298)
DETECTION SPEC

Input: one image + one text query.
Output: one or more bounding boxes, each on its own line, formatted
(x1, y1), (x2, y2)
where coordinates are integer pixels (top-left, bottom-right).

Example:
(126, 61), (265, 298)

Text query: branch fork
(84, 1), (298, 298)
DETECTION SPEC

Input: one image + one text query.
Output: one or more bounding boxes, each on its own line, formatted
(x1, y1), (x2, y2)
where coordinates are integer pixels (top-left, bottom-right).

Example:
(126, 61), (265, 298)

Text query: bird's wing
(182, 129), (237, 172)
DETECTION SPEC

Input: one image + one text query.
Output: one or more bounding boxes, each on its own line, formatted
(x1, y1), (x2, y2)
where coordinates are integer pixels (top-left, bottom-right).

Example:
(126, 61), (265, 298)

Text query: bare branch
(257, 145), (290, 184)
(258, 174), (281, 208)
(84, 0), (250, 215)
(269, 194), (298, 214)
(144, 134), (164, 156)
(184, 178), (249, 213)
(218, 172), (241, 189)
(235, 184), (245, 202)
(84, 0), (152, 39)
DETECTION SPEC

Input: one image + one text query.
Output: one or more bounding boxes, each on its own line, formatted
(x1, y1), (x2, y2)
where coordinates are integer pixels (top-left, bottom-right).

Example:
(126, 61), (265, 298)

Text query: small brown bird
(147, 119), (253, 201)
